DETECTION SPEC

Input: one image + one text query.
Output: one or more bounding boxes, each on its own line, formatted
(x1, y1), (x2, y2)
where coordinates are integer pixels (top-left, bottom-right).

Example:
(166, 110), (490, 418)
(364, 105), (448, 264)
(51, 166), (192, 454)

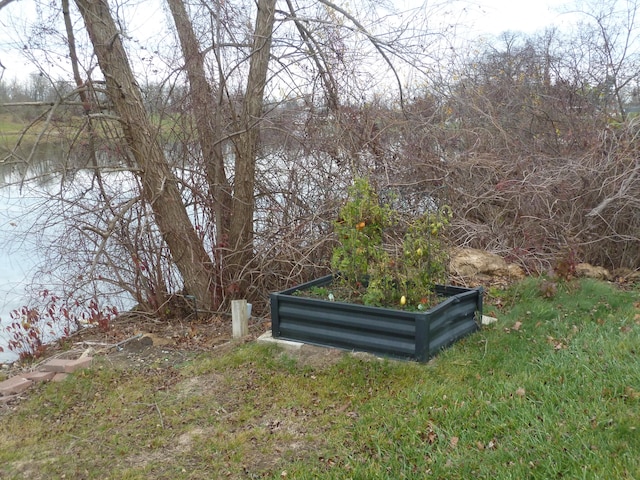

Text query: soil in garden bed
(292, 281), (446, 311)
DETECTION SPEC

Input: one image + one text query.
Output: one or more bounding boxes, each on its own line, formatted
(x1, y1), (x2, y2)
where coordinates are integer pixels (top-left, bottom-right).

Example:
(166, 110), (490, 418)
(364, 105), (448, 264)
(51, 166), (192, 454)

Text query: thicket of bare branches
(1, 0), (638, 320)
(398, 27), (640, 273)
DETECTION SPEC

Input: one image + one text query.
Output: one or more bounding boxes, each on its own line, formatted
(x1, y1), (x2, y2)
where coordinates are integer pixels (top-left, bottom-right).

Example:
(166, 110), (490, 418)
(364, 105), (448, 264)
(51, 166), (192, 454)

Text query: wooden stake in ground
(232, 300), (249, 338)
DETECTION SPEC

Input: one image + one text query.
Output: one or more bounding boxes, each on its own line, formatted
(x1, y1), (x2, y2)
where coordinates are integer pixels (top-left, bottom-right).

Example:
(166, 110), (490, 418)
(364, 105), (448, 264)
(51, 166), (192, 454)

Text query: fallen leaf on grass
(625, 387), (640, 400)
(546, 336), (567, 350)
(512, 321), (522, 331)
(420, 424), (438, 445)
(515, 387), (526, 397)
(450, 436), (459, 448)
(477, 438), (498, 451)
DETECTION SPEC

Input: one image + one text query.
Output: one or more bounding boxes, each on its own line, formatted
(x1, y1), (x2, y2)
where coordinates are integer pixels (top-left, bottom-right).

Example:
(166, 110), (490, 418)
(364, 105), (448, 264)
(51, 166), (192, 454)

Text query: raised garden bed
(270, 274), (483, 362)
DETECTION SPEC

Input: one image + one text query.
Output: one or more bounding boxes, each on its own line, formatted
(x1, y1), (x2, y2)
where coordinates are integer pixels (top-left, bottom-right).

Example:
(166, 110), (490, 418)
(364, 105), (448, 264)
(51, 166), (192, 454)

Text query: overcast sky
(0, 0), (579, 81)
(467, 0), (575, 34)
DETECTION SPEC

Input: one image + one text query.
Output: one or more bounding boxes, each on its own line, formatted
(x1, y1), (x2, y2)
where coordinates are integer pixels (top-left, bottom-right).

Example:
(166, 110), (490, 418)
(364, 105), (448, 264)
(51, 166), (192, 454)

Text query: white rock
(481, 315), (498, 325)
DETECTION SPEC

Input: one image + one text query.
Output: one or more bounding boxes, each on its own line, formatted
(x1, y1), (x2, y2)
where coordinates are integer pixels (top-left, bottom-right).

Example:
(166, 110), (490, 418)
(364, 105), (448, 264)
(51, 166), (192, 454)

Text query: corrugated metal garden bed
(270, 274), (483, 362)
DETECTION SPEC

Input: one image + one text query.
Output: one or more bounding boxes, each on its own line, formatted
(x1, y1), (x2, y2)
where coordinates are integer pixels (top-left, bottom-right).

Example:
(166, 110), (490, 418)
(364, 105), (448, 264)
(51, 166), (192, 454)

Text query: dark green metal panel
(270, 275), (482, 362)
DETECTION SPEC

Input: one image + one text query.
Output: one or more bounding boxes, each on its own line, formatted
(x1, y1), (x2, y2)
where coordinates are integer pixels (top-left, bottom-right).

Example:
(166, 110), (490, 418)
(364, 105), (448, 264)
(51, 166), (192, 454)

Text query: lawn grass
(1, 277), (639, 479)
(0, 110), (190, 145)
(0, 112), (35, 150)
(0, 114), (26, 136)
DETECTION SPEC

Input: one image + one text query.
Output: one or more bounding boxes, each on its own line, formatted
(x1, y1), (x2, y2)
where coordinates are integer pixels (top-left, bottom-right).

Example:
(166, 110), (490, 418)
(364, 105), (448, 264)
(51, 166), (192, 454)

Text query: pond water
(0, 185), (42, 363)
(0, 178), (136, 364)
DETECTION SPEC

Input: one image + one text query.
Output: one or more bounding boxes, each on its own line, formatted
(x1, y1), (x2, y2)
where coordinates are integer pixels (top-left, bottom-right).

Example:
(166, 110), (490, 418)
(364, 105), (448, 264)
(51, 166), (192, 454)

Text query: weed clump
(0, 291), (118, 361)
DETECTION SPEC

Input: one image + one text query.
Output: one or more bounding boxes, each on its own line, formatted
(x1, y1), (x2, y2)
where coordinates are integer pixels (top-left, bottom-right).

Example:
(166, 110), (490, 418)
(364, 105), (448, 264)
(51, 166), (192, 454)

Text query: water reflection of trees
(0, 143), (127, 187)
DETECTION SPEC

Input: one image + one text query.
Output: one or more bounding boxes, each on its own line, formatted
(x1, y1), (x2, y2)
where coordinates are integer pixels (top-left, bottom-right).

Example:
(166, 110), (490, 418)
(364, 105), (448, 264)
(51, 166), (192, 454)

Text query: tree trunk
(227, 0), (276, 290)
(74, 0), (215, 309)
(167, 0), (233, 307)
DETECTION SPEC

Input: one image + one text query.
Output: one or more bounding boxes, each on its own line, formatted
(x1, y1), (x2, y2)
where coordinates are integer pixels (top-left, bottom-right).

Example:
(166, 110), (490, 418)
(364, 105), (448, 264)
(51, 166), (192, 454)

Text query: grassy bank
(0, 110), (183, 149)
(0, 113), (34, 150)
(1, 277), (639, 479)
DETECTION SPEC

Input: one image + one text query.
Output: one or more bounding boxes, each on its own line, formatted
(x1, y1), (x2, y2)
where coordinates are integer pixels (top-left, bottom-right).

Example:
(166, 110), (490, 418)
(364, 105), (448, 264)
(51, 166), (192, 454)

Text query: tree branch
(0, 0), (19, 11)
(316, 0), (405, 109)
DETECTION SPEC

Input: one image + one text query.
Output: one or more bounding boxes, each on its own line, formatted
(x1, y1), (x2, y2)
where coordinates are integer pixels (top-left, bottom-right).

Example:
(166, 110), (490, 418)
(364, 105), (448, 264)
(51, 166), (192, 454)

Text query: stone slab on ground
(0, 355), (94, 404)
(52, 373), (69, 382)
(481, 315), (498, 325)
(257, 330), (389, 368)
(41, 357), (93, 373)
(257, 331), (304, 351)
(40, 359), (70, 373)
(22, 371), (56, 382)
(0, 376), (33, 396)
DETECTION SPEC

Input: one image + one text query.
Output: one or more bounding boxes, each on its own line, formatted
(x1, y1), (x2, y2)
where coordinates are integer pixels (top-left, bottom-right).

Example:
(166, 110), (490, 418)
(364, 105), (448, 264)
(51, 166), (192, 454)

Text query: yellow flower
(356, 221), (366, 230)
(400, 296), (406, 306)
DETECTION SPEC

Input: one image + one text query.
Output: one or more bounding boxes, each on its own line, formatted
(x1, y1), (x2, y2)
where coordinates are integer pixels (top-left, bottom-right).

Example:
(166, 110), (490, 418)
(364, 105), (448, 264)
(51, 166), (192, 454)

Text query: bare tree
(226, 0), (276, 289)
(73, 0), (216, 309)
(571, 0), (640, 120)
(0, 0), (19, 11)
(166, 0), (233, 307)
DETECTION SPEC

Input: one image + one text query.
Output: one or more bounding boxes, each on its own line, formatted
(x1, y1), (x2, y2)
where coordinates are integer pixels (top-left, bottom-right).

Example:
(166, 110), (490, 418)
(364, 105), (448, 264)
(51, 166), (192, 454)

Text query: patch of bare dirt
(1, 313), (270, 385)
(69, 313), (270, 367)
(281, 344), (348, 369)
